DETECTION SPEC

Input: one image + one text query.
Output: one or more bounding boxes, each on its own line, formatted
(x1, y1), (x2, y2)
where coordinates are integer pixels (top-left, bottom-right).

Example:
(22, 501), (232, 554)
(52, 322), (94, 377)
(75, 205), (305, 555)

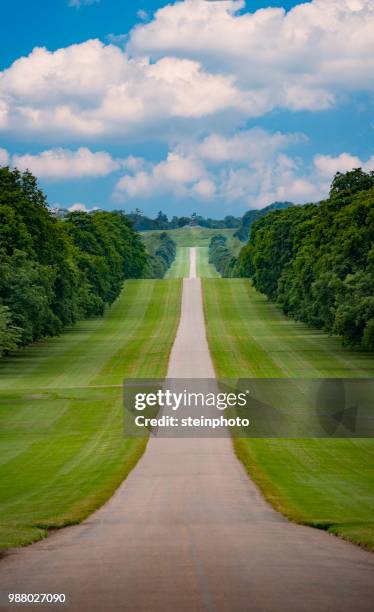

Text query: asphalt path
(0, 248), (373, 611)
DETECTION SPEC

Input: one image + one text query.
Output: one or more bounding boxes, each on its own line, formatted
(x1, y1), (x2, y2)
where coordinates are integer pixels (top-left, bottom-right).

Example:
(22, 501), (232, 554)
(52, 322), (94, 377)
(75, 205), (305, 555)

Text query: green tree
(330, 168), (374, 197)
(0, 305), (21, 355)
(235, 170), (374, 350)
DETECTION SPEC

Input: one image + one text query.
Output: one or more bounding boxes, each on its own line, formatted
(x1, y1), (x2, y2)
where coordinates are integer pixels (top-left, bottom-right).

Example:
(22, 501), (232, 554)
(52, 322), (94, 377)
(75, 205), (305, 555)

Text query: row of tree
(208, 235), (236, 277)
(0, 167), (149, 355)
(146, 232), (177, 278)
(233, 201), (294, 241)
(126, 210), (241, 231)
(235, 169), (374, 350)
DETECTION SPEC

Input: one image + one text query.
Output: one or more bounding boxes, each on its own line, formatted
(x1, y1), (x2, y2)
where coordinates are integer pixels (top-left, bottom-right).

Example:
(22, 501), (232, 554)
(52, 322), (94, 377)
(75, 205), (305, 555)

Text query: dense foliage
(125, 210), (241, 231)
(208, 235), (236, 277)
(235, 170), (374, 350)
(144, 232), (177, 278)
(0, 167), (147, 354)
(234, 201), (294, 241)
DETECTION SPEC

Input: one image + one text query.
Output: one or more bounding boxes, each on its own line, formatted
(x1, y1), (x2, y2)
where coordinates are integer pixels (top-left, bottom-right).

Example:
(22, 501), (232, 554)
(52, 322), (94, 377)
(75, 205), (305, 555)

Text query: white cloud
(129, 0), (374, 112)
(12, 147), (120, 179)
(114, 128), (374, 207)
(0, 1), (372, 143)
(115, 151), (207, 199)
(68, 203), (99, 212)
(0, 147), (9, 166)
(1, 1), (372, 141)
(216, 152), (324, 207)
(314, 152), (372, 177)
(191, 128), (304, 163)
(121, 156), (147, 173)
(114, 127), (310, 205)
(6, 127), (372, 208)
(0, 40), (250, 138)
(193, 179), (216, 199)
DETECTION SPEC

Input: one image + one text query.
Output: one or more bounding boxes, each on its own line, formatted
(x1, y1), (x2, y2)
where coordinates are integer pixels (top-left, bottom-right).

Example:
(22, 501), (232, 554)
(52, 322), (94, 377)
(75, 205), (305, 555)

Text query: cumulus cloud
(68, 203), (99, 212)
(12, 147), (120, 179)
(115, 151), (208, 199)
(0, 147), (9, 166)
(0, 40), (249, 138)
(193, 179), (216, 199)
(219, 149), (374, 206)
(129, 0), (374, 111)
(114, 127), (312, 206)
(6, 134), (372, 208)
(114, 128), (374, 207)
(314, 152), (374, 177)
(192, 128), (304, 163)
(1, 1), (373, 140)
(1, 0), (373, 213)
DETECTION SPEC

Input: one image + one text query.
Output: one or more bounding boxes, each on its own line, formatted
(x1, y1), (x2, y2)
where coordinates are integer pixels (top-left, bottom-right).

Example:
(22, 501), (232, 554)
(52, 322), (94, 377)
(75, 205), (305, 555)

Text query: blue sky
(0, 0), (373, 217)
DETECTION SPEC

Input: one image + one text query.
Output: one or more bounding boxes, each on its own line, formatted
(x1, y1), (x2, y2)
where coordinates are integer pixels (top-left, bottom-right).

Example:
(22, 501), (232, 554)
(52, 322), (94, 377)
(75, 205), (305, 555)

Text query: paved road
(0, 248), (373, 611)
(189, 246), (197, 280)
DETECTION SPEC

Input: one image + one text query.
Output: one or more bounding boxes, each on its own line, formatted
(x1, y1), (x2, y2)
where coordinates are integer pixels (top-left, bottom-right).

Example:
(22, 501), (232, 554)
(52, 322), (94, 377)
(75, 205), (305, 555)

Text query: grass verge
(164, 247), (190, 278)
(203, 278), (374, 550)
(142, 227), (238, 247)
(0, 279), (182, 550)
(196, 247), (220, 278)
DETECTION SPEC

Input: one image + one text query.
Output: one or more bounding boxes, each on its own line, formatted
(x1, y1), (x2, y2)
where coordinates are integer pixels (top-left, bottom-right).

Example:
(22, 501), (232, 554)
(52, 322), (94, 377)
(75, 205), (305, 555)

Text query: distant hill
(234, 201), (294, 241)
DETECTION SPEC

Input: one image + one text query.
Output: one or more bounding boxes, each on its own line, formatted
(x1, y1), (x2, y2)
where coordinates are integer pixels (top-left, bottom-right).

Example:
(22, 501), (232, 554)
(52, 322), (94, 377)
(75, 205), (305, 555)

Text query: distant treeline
(0, 168), (150, 354)
(233, 170), (374, 350)
(127, 210), (241, 231)
(145, 232), (177, 278)
(208, 235), (237, 277)
(234, 201), (294, 241)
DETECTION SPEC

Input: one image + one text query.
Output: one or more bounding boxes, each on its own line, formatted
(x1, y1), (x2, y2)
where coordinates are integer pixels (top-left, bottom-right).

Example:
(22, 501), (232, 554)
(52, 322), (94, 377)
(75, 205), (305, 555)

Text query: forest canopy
(143, 232), (177, 278)
(234, 169), (374, 350)
(0, 167), (149, 354)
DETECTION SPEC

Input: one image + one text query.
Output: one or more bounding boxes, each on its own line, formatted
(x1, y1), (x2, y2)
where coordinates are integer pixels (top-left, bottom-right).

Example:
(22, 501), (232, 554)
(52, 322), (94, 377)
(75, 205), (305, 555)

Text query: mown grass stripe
(0, 279), (182, 549)
(203, 277), (374, 550)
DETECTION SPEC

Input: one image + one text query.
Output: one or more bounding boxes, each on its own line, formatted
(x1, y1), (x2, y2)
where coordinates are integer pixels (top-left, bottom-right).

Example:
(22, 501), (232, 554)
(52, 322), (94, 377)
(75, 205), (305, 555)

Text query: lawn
(164, 245), (221, 279)
(142, 228), (242, 279)
(142, 227), (238, 248)
(0, 279), (182, 549)
(196, 247), (220, 278)
(203, 278), (374, 550)
(164, 246), (190, 278)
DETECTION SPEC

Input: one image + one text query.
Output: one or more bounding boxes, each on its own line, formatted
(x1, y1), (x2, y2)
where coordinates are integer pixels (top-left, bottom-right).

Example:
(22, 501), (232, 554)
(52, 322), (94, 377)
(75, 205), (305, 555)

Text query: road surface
(0, 248), (373, 611)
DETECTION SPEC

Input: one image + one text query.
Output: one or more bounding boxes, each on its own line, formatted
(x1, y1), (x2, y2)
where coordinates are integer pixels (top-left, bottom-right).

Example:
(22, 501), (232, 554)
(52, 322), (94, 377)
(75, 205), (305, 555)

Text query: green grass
(203, 278), (374, 550)
(164, 247), (190, 278)
(142, 227), (238, 247)
(0, 279), (182, 549)
(140, 232), (165, 256)
(196, 247), (220, 278)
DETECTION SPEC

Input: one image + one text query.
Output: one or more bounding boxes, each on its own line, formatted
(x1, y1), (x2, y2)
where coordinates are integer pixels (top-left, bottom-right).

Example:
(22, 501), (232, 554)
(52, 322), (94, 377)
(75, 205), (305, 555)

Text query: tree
(234, 170), (374, 350)
(0, 305), (21, 356)
(330, 168), (374, 197)
(0, 167), (148, 352)
(155, 211), (169, 229)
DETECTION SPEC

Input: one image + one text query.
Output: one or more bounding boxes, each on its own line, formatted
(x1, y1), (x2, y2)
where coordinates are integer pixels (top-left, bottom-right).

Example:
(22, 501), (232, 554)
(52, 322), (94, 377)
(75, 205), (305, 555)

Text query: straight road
(0, 248), (373, 611)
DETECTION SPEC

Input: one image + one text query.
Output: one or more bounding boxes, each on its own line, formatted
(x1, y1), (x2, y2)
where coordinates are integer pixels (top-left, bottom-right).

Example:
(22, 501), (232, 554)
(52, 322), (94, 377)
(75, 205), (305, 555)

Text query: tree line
(126, 210), (241, 231)
(146, 232), (177, 278)
(232, 169), (374, 350)
(208, 235), (236, 277)
(233, 201), (293, 241)
(0, 167), (174, 356)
